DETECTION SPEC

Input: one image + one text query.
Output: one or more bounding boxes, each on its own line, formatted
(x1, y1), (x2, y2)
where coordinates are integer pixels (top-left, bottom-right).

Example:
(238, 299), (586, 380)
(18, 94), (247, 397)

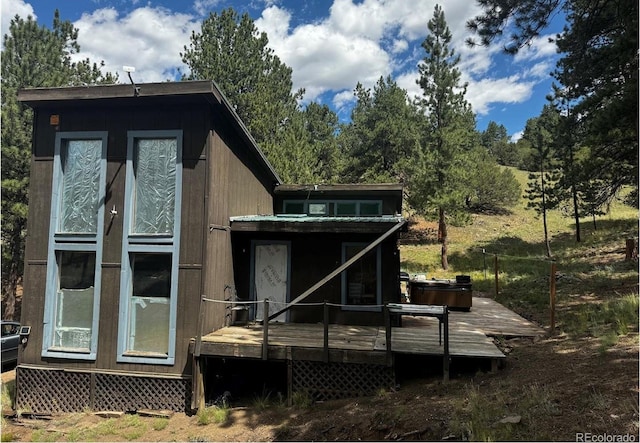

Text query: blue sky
(2, 0), (566, 140)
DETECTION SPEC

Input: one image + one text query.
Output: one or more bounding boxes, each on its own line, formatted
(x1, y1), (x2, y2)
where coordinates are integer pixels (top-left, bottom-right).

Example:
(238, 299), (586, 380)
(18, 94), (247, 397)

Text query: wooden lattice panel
(16, 367), (91, 414)
(94, 373), (191, 412)
(15, 367), (191, 413)
(292, 360), (395, 401)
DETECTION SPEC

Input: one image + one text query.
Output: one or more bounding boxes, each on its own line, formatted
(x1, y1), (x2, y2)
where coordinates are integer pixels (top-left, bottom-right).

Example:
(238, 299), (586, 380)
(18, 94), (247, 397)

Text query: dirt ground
(2, 328), (638, 442)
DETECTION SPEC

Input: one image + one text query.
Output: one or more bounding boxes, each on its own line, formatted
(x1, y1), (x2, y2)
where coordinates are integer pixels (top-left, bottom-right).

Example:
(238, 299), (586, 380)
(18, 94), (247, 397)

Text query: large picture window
(118, 130), (182, 365)
(43, 132), (107, 360)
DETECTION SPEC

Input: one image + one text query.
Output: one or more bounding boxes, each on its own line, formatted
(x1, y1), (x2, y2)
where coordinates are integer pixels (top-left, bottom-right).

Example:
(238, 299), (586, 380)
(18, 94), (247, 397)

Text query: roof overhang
(17, 80), (282, 185)
(274, 183), (403, 197)
(229, 215), (407, 234)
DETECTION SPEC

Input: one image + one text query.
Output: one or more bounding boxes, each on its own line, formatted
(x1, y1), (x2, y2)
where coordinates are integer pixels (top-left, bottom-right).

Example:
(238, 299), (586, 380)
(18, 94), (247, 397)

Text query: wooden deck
(192, 297), (541, 364)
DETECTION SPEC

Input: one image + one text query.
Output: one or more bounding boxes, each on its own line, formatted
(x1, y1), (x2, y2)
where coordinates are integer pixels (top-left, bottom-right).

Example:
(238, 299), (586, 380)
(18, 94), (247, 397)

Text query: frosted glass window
(53, 251), (95, 350)
(127, 253), (171, 355)
(59, 140), (102, 233)
(133, 138), (177, 235)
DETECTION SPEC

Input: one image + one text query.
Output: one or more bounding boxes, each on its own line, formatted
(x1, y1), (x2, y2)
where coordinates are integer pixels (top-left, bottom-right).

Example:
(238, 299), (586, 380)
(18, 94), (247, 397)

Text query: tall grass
(401, 168), (639, 332)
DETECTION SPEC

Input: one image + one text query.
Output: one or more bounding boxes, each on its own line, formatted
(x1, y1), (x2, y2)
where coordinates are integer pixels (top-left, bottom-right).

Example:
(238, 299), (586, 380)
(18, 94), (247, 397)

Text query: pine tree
(181, 7), (304, 177)
(340, 76), (422, 183)
(408, 4), (476, 270)
(523, 105), (561, 257)
(1, 11), (116, 320)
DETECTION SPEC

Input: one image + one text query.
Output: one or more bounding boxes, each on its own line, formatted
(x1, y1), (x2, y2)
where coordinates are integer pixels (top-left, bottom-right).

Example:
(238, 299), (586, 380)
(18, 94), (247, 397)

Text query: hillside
(2, 172), (638, 441)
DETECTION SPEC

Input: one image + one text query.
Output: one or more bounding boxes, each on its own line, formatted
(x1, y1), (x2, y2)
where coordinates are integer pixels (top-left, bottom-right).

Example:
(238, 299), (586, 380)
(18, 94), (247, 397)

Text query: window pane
(344, 245), (377, 305)
(336, 202), (357, 216)
(308, 203), (327, 215)
(283, 202), (304, 214)
(133, 138), (177, 235)
(128, 254), (171, 354)
(359, 202), (381, 216)
(60, 140), (102, 233)
(54, 251), (95, 349)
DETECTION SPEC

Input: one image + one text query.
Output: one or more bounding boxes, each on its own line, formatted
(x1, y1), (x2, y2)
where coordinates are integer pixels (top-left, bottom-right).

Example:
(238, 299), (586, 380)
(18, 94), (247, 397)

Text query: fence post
(262, 299), (269, 360)
(494, 255), (499, 297)
(550, 262), (557, 333)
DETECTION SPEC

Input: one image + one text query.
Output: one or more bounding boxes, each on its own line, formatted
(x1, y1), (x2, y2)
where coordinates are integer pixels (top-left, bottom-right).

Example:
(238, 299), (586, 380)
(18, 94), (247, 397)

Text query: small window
(283, 201), (305, 214)
(336, 202), (357, 216)
(359, 202), (382, 216)
(308, 203), (327, 215)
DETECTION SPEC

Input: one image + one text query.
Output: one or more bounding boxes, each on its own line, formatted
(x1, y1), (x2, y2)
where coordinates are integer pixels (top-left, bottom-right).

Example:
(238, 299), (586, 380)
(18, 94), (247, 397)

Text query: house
(15, 80), (406, 413)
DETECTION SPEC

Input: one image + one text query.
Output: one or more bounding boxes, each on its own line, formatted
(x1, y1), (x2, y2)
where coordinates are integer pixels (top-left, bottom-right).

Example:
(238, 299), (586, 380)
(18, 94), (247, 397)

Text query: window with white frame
(118, 130), (182, 364)
(341, 243), (381, 311)
(42, 132), (107, 359)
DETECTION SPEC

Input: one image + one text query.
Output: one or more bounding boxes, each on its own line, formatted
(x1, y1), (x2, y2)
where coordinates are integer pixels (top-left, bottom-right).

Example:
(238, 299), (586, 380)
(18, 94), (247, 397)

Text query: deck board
(194, 297), (540, 362)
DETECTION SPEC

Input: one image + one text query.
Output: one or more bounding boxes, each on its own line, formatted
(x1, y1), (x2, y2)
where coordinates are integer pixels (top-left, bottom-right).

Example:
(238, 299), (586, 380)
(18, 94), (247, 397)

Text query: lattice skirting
(16, 366), (191, 414)
(291, 360), (395, 401)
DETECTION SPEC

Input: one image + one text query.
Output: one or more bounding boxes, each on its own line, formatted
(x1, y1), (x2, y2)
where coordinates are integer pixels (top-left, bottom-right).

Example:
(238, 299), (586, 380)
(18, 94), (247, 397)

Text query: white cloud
(514, 33), (558, 63)
(526, 60), (554, 80)
(391, 39), (408, 54)
(193, 0), (222, 17)
(510, 130), (524, 143)
(466, 76), (535, 115)
(257, 5), (390, 101)
(72, 6), (199, 83)
(6, 0), (559, 136)
(1, 0), (36, 40)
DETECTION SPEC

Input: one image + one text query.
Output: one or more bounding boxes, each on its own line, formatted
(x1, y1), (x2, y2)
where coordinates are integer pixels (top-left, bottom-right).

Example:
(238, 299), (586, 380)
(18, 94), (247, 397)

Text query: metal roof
(229, 214), (406, 233)
(230, 215), (404, 223)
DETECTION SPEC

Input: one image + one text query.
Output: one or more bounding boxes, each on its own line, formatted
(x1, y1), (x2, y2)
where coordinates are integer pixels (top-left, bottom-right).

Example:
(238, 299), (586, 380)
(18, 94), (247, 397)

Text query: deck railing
(196, 297), (450, 377)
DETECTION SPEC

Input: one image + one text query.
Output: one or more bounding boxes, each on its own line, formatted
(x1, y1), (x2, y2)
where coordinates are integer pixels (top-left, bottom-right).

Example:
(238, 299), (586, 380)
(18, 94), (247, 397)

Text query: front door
(253, 242), (289, 322)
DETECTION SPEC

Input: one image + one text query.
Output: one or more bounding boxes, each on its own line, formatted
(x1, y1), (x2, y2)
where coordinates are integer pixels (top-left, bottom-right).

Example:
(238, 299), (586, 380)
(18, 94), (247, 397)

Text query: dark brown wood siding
(230, 231), (401, 326)
(20, 102), (215, 376)
(199, 112), (275, 334)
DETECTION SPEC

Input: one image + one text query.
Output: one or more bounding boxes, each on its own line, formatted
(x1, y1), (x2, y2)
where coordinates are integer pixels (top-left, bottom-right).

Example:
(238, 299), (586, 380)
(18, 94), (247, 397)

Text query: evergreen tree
(408, 4), (477, 270)
(1, 11), (116, 320)
(466, 148), (521, 212)
(272, 102), (342, 184)
(340, 76), (422, 183)
(469, 0), (639, 206)
(523, 105), (561, 257)
(181, 7), (304, 177)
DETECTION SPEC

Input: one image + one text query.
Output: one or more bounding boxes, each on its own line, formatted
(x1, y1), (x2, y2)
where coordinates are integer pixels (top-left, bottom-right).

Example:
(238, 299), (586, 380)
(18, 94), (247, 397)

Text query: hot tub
(408, 276), (472, 311)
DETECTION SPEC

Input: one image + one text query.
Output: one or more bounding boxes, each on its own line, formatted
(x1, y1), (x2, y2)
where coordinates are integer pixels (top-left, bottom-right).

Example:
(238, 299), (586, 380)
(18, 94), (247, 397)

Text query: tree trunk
(438, 207), (449, 270)
(2, 262), (19, 321)
(540, 170), (552, 258)
(572, 182), (581, 242)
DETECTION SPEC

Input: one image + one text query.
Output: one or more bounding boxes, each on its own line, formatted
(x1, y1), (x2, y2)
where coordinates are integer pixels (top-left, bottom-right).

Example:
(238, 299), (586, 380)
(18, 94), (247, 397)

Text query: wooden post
(262, 299), (269, 360)
(550, 262), (556, 333)
(286, 347), (293, 407)
(194, 296), (206, 357)
(323, 301), (329, 363)
(494, 255), (499, 297)
(384, 305), (392, 366)
(443, 307), (450, 382)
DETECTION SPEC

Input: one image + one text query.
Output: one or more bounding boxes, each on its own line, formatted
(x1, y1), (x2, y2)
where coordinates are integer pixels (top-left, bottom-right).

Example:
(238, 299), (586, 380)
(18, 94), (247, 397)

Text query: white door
(254, 243), (289, 322)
